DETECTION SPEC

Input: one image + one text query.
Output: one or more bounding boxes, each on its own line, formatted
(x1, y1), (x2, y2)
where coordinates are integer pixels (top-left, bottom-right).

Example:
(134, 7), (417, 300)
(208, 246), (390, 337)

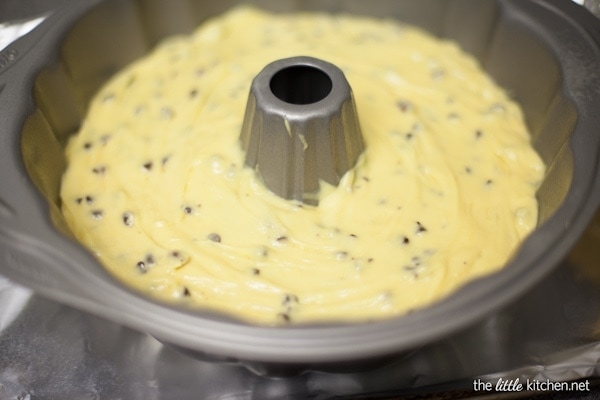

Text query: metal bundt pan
(1, 0), (600, 374)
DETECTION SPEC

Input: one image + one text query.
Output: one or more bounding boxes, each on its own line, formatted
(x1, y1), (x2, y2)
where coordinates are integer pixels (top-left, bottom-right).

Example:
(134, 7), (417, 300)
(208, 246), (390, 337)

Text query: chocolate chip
(99, 134), (111, 145)
(182, 287), (191, 297)
(91, 210), (104, 220)
(448, 112), (460, 121)
(208, 233), (221, 243)
(396, 100), (412, 112)
(282, 294), (299, 305)
(122, 212), (133, 226)
(92, 166), (106, 175)
(136, 261), (147, 273)
(145, 254), (156, 266)
(143, 161), (153, 171)
(277, 313), (291, 323)
(401, 236), (410, 245)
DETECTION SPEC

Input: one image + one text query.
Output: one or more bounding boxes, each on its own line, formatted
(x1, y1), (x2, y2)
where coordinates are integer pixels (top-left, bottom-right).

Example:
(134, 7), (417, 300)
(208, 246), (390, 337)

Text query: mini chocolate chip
(276, 235), (288, 242)
(282, 294), (299, 305)
(396, 100), (412, 112)
(91, 210), (103, 220)
(143, 161), (153, 171)
(277, 313), (291, 323)
(448, 112), (460, 121)
(475, 129), (483, 139)
(189, 89), (199, 98)
(401, 236), (410, 245)
(465, 166), (473, 174)
(182, 287), (191, 297)
(99, 134), (111, 145)
(485, 179), (494, 185)
(208, 233), (221, 243)
(405, 133), (414, 140)
(83, 142), (93, 150)
(85, 195), (94, 205)
(92, 166), (106, 175)
(416, 221), (427, 234)
(349, 233), (358, 238)
(75, 197), (83, 205)
(161, 155), (170, 166)
(170, 251), (181, 258)
(145, 254), (156, 266)
(122, 212), (133, 226)
(251, 268), (261, 275)
(368, 258), (374, 263)
(183, 206), (193, 214)
(136, 261), (147, 273)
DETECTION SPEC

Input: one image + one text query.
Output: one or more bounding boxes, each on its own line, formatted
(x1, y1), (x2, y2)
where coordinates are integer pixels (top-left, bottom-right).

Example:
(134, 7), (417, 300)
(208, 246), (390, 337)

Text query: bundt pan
(1, 0), (600, 374)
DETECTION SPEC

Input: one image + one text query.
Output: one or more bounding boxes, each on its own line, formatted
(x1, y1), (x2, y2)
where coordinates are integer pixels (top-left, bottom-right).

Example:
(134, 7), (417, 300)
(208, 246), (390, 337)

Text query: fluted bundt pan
(0, 0), (600, 374)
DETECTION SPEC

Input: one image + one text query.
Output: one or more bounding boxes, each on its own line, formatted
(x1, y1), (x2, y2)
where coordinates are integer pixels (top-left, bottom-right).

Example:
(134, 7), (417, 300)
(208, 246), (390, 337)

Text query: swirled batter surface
(61, 7), (545, 324)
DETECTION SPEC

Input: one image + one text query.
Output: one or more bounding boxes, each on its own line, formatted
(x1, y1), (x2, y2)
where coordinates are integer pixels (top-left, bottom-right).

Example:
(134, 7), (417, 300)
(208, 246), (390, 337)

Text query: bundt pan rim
(0, 0), (599, 367)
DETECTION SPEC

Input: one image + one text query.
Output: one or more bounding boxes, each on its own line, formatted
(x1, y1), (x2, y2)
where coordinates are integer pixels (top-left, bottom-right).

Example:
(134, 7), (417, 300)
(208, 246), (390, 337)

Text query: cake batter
(61, 7), (545, 324)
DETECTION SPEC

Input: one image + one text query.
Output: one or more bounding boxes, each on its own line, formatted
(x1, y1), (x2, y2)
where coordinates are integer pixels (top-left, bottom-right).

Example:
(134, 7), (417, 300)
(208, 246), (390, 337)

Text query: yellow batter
(60, 7), (545, 325)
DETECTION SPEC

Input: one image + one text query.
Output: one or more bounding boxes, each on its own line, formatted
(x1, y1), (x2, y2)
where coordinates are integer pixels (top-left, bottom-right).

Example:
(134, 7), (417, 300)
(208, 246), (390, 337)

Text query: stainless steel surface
(240, 56), (364, 205)
(1, 1), (600, 397)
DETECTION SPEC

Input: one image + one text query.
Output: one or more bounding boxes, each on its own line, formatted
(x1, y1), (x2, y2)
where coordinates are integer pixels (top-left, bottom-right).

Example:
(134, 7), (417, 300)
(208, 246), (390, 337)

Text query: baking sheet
(1, 3), (600, 399)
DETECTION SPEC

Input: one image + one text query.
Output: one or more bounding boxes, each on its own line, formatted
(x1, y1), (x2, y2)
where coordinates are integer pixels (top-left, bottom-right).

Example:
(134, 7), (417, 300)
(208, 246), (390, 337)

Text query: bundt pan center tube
(240, 56), (364, 205)
(0, 0), (600, 371)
